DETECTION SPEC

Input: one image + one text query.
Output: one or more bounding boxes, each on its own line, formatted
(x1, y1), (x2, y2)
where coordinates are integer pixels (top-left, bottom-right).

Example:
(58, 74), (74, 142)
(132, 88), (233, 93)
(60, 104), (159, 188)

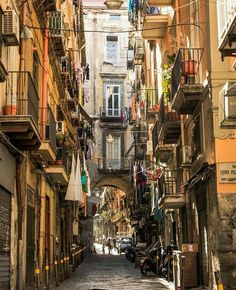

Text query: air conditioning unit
(181, 145), (193, 166)
(2, 10), (20, 46)
(101, 111), (106, 117)
(56, 121), (65, 133)
(219, 81), (236, 128)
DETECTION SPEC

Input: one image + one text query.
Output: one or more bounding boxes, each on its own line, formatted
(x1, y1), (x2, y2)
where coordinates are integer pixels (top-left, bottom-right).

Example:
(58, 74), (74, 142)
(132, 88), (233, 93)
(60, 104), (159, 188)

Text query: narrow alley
(53, 245), (173, 290)
(0, 0), (236, 290)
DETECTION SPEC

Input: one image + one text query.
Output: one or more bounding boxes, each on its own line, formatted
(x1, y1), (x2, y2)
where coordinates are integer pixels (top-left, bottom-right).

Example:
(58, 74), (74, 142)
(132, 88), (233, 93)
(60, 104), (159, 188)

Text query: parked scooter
(125, 246), (136, 263)
(159, 242), (175, 281)
(140, 242), (162, 276)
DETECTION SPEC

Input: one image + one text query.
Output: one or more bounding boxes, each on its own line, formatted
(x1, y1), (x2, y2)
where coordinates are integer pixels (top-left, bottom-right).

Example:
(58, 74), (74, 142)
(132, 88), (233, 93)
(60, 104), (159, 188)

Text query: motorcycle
(125, 246), (136, 263)
(159, 242), (175, 281)
(140, 242), (162, 276)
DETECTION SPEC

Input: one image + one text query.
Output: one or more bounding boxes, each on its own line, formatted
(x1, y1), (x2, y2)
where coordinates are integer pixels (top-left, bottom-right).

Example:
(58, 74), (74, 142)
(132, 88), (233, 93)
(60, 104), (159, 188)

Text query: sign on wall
(219, 163), (236, 183)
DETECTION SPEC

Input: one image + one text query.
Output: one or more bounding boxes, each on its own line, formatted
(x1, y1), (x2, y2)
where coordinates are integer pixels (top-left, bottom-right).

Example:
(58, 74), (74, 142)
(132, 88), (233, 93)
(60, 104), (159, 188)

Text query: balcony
(39, 107), (57, 163)
(171, 48), (204, 114)
(45, 165), (69, 185)
(145, 88), (159, 123)
(127, 45), (134, 69)
(147, 0), (173, 5)
(134, 38), (145, 65)
(98, 158), (132, 173)
(158, 97), (181, 144)
(45, 146), (70, 185)
(60, 56), (75, 98)
(217, 0), (236, 58)
(0, 72), (41, 150)
(48, 11), (66, 57)
(142, 4), (169, 40)
(152, 121), (174, 162)
(100, 107), (129, 127)
(158, 170), (186, 209)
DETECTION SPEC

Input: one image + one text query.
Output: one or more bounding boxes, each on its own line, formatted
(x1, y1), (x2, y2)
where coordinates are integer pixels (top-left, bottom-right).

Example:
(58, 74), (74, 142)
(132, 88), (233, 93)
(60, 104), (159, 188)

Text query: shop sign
(219, 163), (236, 183)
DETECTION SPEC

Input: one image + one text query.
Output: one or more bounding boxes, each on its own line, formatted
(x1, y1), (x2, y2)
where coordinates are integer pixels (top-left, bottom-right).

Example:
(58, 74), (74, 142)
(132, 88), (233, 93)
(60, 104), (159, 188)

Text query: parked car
(119, 237), (133, 253)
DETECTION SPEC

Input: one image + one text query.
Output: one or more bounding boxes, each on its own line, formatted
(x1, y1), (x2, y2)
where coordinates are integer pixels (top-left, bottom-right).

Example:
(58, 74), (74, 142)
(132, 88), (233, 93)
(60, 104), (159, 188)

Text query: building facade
(0, 0), (91, 289)
(128, 0), (236, 289)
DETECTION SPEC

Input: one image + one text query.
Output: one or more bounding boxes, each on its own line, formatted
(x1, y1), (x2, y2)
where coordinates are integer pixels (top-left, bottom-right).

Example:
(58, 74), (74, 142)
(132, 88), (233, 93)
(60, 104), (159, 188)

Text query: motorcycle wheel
(140, 261), (151, 276)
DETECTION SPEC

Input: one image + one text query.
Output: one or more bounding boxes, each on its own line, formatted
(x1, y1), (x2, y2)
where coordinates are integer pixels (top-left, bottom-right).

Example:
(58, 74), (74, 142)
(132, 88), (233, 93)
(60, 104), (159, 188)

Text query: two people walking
(102, 238), (117, 254)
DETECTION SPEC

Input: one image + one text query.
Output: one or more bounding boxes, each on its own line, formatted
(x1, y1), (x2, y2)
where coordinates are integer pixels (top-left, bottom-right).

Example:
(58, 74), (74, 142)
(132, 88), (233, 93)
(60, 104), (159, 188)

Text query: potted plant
(56, 132), (65, 146)
(3, 104), (17, 115)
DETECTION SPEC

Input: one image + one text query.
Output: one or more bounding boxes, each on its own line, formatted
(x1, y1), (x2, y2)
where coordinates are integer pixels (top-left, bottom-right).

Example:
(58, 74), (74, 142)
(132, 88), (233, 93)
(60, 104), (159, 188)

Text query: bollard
(215, 271), (224, 290)
(54, 256), (60, 287)
(45, 255), (50, 290)
(60, 253), (64, 282)
(35, 263), (41, 290)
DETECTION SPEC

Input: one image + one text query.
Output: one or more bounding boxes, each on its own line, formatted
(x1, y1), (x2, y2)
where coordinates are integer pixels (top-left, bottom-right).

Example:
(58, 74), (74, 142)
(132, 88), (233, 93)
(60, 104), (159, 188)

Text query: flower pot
(181, 59), (197, 75)
(55, 159), (63, 165)
(3, 105), (17, 115)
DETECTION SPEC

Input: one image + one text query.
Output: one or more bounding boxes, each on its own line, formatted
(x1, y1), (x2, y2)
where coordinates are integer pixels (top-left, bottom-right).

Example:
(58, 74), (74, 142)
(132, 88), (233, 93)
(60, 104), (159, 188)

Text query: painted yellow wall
(216, 139), (236, 193)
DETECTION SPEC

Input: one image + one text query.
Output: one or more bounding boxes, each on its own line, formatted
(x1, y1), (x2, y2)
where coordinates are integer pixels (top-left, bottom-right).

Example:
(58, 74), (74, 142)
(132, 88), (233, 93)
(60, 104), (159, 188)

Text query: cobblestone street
(53, 246), (174, 290)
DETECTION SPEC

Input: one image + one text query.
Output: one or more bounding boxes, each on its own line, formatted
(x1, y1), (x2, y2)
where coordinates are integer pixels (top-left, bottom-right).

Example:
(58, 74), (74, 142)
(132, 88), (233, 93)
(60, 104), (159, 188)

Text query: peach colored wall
(216, 139), (236, 193)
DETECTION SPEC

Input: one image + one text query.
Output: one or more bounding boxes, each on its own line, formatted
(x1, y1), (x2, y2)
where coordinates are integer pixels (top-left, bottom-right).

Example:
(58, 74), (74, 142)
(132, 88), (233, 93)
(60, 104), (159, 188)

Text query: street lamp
(104, 0), (123, 9)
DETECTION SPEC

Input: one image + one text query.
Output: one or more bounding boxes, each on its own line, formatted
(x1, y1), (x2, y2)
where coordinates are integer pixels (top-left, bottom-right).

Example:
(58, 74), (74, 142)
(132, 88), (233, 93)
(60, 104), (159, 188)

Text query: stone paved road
(53, 249), (174, 290)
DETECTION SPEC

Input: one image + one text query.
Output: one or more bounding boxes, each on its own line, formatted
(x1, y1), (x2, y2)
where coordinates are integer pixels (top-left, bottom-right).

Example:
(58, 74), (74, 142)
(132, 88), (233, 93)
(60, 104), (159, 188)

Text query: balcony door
(105, 85), (120, 117)
(106, 135), (121, 169)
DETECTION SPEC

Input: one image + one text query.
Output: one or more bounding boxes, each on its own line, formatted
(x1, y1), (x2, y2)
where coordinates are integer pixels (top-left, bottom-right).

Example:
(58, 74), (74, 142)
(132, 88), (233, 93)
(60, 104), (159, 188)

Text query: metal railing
(45, 106), (57, 151)
(61, 56), (73, 76)
(100, 107), (131, 122)
(171, 48), (203, 101)
(6, 72), (40, 125)
(143, 3), (169, 16)
(98, 158), (132, 171)
(158, 96), (180, 129)
(152, 121), (159, 152)
(158, 169), (183, 198)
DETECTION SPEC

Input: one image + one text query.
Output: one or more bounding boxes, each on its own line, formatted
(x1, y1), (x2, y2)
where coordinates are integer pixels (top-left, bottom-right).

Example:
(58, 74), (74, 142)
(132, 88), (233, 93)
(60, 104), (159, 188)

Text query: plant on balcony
(56, 132), (69, 146)
(162, 64), (171, 105)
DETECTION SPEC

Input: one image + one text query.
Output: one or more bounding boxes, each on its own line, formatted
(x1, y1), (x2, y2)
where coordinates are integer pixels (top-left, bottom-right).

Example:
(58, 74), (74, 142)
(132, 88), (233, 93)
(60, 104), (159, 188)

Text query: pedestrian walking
(107, 238), (112, 254)
(102, 240), (106, 254)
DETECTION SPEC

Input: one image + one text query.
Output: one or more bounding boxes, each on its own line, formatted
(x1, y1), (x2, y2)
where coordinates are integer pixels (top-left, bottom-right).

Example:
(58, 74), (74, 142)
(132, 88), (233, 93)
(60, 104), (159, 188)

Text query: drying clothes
(131, 94), (137, 120)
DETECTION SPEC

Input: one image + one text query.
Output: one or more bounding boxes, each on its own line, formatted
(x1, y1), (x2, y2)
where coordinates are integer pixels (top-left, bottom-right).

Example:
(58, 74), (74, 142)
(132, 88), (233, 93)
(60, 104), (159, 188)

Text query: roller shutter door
(0, 187), (11, 290)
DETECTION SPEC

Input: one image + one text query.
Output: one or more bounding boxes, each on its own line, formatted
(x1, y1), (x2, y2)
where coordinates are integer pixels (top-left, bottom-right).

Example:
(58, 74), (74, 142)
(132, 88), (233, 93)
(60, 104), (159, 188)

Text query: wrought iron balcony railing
(171, 48), (203, 101)
(158, 169), (183, 198)
(98, 158), (132, 172)
(5, 71), (40, 124)
(158, 97), (180, 128)
(45, 106), (57, 152)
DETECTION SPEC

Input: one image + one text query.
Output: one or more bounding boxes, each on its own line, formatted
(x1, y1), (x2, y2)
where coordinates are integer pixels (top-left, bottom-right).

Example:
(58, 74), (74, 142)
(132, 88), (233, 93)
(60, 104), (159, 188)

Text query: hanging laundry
(131, 94), (137, 120)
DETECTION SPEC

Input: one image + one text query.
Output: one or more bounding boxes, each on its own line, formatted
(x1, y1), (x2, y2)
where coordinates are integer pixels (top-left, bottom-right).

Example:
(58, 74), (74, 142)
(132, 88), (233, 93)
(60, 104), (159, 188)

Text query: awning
(187, 165), (214, 190)
(78, 104), (92, 124)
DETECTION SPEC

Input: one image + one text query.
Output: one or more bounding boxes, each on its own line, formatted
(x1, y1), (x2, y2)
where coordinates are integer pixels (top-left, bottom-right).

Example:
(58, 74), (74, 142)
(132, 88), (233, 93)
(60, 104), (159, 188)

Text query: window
(105, 84), (120, 116)
(105, 35), (119, 64)
(106, 135), (121, 169)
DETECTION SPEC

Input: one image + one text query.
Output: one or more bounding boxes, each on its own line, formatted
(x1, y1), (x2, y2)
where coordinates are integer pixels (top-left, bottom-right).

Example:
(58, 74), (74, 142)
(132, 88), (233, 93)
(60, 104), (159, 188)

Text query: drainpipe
(16, 161), (23, 290)
(39, 177), (46, 281)
(41, 27), (49, 140)
(17, 2), (27, 289)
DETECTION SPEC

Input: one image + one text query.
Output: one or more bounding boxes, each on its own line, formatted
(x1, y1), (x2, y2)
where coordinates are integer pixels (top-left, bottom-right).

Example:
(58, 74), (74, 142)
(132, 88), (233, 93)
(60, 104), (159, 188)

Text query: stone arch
(92, 176), (133, 195)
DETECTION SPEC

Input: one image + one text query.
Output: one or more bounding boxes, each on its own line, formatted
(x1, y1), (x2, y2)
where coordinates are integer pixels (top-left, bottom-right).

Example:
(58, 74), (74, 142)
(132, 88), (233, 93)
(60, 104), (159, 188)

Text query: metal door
(26, 206), (35, 288)
(0, 187), (11, 290)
